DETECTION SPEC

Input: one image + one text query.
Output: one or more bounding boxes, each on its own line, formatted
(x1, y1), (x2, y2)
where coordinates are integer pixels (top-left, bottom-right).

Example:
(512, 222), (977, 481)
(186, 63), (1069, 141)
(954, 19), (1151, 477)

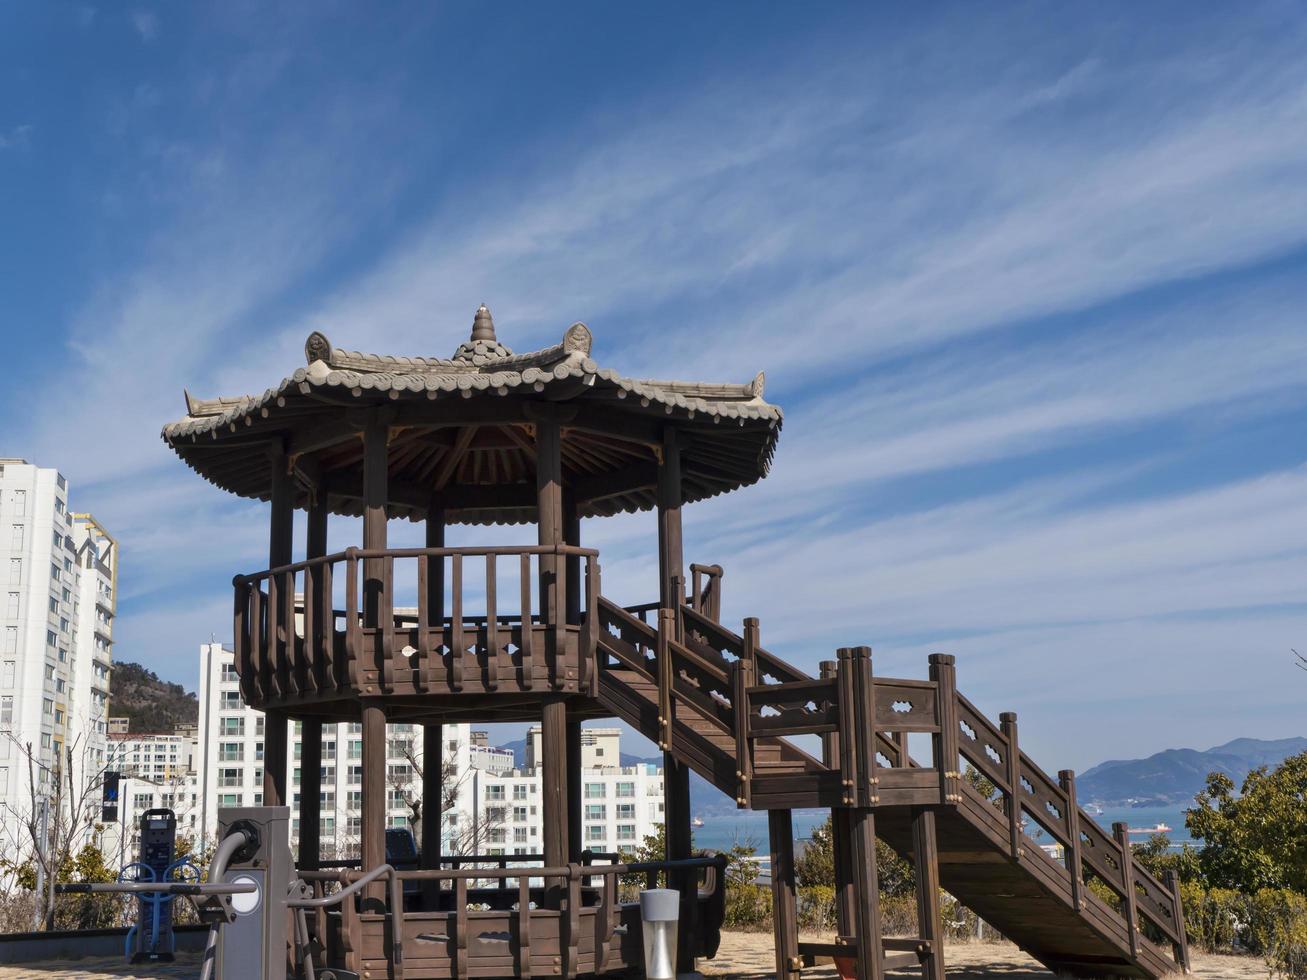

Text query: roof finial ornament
(471, 303), (496, 343)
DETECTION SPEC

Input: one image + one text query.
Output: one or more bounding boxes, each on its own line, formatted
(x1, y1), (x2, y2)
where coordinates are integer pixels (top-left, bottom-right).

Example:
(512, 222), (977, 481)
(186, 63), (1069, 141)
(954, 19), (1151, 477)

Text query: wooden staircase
(590, 596), (1190, 979)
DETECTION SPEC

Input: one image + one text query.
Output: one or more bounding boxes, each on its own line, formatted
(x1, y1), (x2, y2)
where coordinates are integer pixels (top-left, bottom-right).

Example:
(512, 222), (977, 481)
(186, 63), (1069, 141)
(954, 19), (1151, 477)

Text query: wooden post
(361, 697), (387, 909)
(567, 712), (583, 862)
(768, 808), (800, 980)
(541, 698), (569, 906)
(928, 654), (958, 805)
(297, 495), (328, 872)
(849, 807), (884, 980)
(912, 808), (945, 980)
(1163, 868), (1190, 972)
(420, 722), (443, 907)
(657, 425), (694, 972)
(1000, 712), (1022, 861)
(263, 444), (293, 809)
(535, 416), (567, 688)
(360, 414), (389, 904)
(820, 659), (857, 942)
(1059, 769), (1084, 911)
(1114, 822), (1140, 958)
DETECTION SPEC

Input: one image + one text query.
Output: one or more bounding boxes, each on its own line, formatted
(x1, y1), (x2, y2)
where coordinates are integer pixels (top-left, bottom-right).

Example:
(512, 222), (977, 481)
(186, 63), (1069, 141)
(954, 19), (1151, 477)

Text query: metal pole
(34, 798), (48, 930)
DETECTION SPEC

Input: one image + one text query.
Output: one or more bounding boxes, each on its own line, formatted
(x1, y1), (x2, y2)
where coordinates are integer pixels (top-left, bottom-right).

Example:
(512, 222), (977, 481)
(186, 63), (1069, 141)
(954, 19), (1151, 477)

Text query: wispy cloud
(8, 7), (1304, 768)
(0, 125), (33, 150)
(130, 9), (158, 42)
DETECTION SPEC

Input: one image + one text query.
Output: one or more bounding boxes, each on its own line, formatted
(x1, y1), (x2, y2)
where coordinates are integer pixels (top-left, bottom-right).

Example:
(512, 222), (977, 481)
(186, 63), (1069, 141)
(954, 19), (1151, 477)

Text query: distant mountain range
(1078, 736), (1307, 806)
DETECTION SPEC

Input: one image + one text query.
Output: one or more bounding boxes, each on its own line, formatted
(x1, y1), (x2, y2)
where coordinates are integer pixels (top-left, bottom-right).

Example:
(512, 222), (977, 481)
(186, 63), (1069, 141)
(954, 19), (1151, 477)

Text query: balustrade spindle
(519, 554), (534, 690)
(485, 554), (499, 691)
(450, 554), (464, 692)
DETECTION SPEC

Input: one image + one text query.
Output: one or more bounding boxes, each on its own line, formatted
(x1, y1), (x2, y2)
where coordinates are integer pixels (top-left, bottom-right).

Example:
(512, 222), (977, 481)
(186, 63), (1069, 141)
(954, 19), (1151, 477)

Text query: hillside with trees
(108, 661), (198, 733)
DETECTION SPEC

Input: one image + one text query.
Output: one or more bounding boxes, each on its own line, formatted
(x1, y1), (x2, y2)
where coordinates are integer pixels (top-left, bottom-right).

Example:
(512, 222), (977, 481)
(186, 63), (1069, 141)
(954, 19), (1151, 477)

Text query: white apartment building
(470, 762), (664, 857)
(0, 459), (115, 861)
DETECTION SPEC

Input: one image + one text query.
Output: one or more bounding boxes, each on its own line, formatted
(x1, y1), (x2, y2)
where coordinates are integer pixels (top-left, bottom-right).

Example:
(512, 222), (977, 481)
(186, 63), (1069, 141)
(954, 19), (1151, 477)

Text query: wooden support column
(541, 697), (569, 905)
(768, 809), (800, 980)
(360, 414), (389, 901)
(421, 503), (445, 885)
(1163, 869), (1191, 972)
(263, 444), (293, 809)
(297, 496), (328, 871)
(912, 808), (945, 980)
(657, 426), (694, 972)
(849, 807), (885, 980)
(566, 712), (583, 862)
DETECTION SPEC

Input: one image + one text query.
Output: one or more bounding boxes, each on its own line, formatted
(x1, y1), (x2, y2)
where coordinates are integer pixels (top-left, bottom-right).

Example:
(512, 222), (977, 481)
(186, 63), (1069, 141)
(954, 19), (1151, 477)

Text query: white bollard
(639, 888), (679, 980)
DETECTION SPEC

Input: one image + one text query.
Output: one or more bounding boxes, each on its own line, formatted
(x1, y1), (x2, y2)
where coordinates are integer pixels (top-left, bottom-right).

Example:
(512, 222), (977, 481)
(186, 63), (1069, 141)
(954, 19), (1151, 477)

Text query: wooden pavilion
(163, 306), (1190, 979)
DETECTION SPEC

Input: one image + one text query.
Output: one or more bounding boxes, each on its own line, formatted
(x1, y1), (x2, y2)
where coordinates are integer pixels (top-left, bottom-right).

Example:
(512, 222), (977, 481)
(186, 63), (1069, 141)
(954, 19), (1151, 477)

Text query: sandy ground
(701, 931), (1264, 980)
(0, 934), (1265, 978)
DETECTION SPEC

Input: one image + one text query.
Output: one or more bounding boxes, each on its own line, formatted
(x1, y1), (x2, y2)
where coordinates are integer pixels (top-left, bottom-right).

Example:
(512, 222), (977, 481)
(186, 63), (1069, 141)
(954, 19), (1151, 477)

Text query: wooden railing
(594, 587), (1187, 971)
(953, 694), (1188, 963)
(303, 854), (727, 979)
(233, 544), (600, 705)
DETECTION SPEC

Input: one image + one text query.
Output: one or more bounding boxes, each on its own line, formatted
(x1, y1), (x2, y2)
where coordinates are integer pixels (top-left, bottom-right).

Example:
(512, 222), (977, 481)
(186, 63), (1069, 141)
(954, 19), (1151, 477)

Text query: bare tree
(0, 730), (126, 930)
(396, 733), (504, 858)
(1293, 649), (1306, 673)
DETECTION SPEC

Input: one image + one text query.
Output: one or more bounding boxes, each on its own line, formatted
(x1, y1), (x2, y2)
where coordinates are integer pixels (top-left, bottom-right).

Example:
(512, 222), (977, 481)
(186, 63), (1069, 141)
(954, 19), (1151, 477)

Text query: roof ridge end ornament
(305, 330), (333, 365)
(563, 321), (592, 356)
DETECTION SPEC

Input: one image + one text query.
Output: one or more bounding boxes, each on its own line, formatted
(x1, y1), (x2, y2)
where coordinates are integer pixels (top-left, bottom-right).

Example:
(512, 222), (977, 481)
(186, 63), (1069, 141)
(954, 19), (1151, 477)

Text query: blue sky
(2, 3), (1304, 771)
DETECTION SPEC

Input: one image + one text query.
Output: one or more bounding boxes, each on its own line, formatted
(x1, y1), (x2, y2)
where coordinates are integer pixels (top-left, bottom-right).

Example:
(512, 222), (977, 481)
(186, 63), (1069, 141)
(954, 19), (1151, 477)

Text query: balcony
(232, 544), (600, 715)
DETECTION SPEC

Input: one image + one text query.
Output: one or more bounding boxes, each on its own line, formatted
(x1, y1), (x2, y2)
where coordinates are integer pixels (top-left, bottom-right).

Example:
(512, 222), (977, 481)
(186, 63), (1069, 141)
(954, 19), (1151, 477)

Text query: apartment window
(6, 593), (17, 617)
(584, 804), (605, 820)
(347, 739), (362, 759)
(42, 698), (53, 716)
(133, 793), (152, 809)
(220, 794), (241, 807)
(219, 768), (241, 787)
(486, 785), (505, 801)
(616, 824), (636, 841)
(46, 630), (56, 648)
(48, 597), (58, 615)
(60, 588), (69, 603)
(513, 806), (529, 822)
(616, 803), (635, 819)
(221, 663), (239, 683)
(513, 784), (528, 800)
(388, 788), (407, 810)
(347, 765), (363, 784)
(1, 661), (12, 687)
(346, 791), (362, 810)
(321, 792), (335, 809)
(218, 742), (244, 762)
(8, 561), (21, 585)
(2, 629), (14, 655)
(59, 618), (68, 634)
(52, 530), (62, 549)
(57, 647), (66, 662)
(50, 563), (59, 582)
(346, 817), (361, 835)
(387, 763), (411, 781)
(584, 783), (605, 799)
(13, 491), (26, 516)
(55, 679), (65, 694)
(322, 741), (336, 761)
(220, 717), (245, 737)
(322, 817), (335, 835)
(1, 696), (12, 724)
(220, 692), (242, 710)
(10, 526), (23, 550)
(616, 782), (635, 798)
(586, 825), (604, 842)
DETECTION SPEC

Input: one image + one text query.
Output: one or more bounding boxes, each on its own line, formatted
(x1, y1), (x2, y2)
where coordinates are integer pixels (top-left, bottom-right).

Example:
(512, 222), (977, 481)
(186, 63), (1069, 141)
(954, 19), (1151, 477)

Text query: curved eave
(162, 356), (781, 526)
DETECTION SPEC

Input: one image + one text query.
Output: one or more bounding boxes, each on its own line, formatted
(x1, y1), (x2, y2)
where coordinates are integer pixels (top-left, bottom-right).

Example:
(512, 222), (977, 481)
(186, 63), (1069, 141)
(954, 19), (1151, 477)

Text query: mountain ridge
(1078, 735), (1307, 806)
